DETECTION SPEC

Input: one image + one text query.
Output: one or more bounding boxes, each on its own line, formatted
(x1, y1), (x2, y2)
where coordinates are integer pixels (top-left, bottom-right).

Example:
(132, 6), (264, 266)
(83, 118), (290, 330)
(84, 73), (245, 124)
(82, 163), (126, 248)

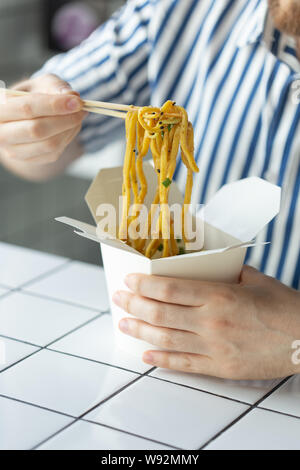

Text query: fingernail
(143, 352), (154, 364)
(66, 98), (80, 111)
(112, 291), (122, 306)
(119, 319), (129, 333)
(60, 87), (72, 94)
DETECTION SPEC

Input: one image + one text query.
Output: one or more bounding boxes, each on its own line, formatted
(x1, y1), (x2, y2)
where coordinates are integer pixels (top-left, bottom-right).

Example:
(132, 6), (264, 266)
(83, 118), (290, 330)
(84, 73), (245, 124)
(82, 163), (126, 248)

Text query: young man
(0, 0), (299, 379)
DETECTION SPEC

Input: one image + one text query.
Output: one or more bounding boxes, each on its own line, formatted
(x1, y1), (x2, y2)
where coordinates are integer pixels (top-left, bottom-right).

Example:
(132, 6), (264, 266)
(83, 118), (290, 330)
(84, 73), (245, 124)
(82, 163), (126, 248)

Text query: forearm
(290, 289), (300, 374)
(0, 137), (83, 182)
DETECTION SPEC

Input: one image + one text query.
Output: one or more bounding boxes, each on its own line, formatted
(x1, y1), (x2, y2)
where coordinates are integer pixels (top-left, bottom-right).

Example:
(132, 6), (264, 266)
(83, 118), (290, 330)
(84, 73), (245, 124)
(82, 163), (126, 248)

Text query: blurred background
(0, 0), (125, 265)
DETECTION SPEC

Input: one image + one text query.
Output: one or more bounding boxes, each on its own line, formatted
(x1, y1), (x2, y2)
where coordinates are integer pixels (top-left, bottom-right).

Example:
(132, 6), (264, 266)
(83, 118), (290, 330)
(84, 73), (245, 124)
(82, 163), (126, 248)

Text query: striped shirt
(37, 0), (300, 289)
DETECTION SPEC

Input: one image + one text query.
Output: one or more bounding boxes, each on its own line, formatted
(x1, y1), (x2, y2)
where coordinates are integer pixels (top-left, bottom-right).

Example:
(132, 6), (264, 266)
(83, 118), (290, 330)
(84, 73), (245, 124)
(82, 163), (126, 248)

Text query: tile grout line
(0, 313), (151, 378)
(31, 366), (157, 450)
(0, 393), (75, 419)
(0, 289), (18, 301)
(81, 419), (179, 450)
(2, 253), (294, 450)
(147, 375), (250, 406)
(199, 376), (292, 450)
(0, 333), (41, 348)
(45, 347), (148, 376)
(0, 315), (150, 379)
(0, 259), (72, 303)
(0, 315), (117, 377)
(0, 348), (43, 374)
(0, 310), (111, 351)
(0, 353), (156, 448)
(3, 328), (294, 449)
(1, 343), (296, 450)
(0, 310), (108, 351)
(257, 406), (300, 421)
(0, 283), (109, 315)
(18, 259), (72, 290)
(20, 289), (108, 314)
(3, 338), (290, 420)
(43, 313), (105, 349)
(0, 284), (12, 289)
(79, 366), (157, 419)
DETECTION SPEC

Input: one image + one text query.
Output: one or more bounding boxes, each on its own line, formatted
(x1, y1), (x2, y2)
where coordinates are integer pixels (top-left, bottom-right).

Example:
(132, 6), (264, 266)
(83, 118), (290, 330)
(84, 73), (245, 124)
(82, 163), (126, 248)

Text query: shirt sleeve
(34, 0), (153, 153)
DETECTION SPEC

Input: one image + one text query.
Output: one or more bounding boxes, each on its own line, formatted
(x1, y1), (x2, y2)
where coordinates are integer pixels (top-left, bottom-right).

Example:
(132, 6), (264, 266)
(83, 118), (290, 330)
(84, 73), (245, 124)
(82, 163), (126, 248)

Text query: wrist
(290, 289), (300, 374)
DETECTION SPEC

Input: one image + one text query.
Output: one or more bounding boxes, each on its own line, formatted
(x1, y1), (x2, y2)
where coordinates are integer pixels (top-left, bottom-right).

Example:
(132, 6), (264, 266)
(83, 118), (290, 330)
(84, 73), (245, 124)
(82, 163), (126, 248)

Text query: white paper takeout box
(56, 164), (281, 357)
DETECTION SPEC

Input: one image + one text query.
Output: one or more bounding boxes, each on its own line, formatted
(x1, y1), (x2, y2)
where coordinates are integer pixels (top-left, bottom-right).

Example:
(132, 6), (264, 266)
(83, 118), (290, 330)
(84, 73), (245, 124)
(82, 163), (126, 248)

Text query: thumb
(239, 265), (271, 286)
(32, 74), (80, 96)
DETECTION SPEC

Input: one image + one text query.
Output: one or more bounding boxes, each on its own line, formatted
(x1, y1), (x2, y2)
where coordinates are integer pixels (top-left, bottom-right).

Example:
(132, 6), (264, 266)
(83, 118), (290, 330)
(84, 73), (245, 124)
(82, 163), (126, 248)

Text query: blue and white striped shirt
(38, 0), (300, 289)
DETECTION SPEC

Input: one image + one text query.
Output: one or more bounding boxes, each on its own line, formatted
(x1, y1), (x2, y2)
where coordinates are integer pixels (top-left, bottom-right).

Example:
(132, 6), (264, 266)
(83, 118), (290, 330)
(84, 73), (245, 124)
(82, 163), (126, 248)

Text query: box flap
(55, 217), (144, 257)
(85, 163), (184, 226)
(199, 177), (281, 242)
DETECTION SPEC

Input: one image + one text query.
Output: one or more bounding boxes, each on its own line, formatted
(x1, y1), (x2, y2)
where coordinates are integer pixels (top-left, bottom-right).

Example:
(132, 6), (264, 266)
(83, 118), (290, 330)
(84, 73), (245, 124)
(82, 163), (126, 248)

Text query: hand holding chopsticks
(2, 88), (180, 120)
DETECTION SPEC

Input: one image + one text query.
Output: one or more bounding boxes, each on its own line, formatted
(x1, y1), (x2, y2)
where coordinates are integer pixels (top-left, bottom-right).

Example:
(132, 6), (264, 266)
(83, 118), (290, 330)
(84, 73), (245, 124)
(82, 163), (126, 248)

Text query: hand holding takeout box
(57, 163), (280, 357)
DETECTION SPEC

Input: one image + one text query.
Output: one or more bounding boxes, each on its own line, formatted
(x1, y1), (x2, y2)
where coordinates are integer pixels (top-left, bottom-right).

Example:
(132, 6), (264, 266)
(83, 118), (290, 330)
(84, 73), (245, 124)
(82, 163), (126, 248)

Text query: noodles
(118, 101), (199, 258)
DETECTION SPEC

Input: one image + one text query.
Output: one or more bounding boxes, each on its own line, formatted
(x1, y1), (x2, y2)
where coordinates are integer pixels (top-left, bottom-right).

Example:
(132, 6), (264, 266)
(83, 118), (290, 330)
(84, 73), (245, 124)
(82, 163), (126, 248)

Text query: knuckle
(181, 354), (194, 371)
(44, 73), (63, 88)
(205, 314), (231, 333)
(21, 102), (33, 118)
(45, 73), (57, 80)
(125, 295), (134, 314)
(49, 96), (60, 114)
(45, 135), (60, 152)
(160, 281), (175, 302)
(212, 286), (236, 306)
(134, 322), (143, 339)
(29, 121), (43, 140)
(49, 73), (60, 82)
(149, 306), (163, 325)
(159, 332), (173, 350)
(159, 355), (171, 369)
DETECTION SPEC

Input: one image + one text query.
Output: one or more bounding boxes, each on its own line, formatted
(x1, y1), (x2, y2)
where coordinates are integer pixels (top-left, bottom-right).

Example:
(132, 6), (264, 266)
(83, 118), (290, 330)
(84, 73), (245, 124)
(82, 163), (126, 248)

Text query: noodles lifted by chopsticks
(118, 100), (199, 259)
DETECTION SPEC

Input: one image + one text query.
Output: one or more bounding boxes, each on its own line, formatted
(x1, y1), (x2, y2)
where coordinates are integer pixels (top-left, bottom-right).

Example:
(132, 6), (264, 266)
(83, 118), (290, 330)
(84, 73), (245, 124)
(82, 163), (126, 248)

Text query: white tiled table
(0, 241), (299, 450)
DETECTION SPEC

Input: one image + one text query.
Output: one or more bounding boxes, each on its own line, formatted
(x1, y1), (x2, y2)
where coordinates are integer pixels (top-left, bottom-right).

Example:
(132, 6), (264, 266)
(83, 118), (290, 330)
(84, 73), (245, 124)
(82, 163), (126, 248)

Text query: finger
(142, 350), (214, 375)
(0, 93), (83, 122)
(25, 124), (82, 165)
(113, 291), (199, 332)
(36, 74), (80, 96)
(4, 125), (80, 161)
(0, 111), (86, 145)
(18, 74), (79, 96)
(12, 79), (32, 93)
(125, 273), (220, 306)
(119, 318), (207, 354)
(19, 125), (82, 165)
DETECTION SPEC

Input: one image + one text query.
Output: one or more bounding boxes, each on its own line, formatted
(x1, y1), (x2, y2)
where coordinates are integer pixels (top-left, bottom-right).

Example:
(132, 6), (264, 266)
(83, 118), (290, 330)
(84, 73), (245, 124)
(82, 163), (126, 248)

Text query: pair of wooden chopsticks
(3, 88), (137, 119)
(2, 88), (180, 120)
(82, 99), (139, 119)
